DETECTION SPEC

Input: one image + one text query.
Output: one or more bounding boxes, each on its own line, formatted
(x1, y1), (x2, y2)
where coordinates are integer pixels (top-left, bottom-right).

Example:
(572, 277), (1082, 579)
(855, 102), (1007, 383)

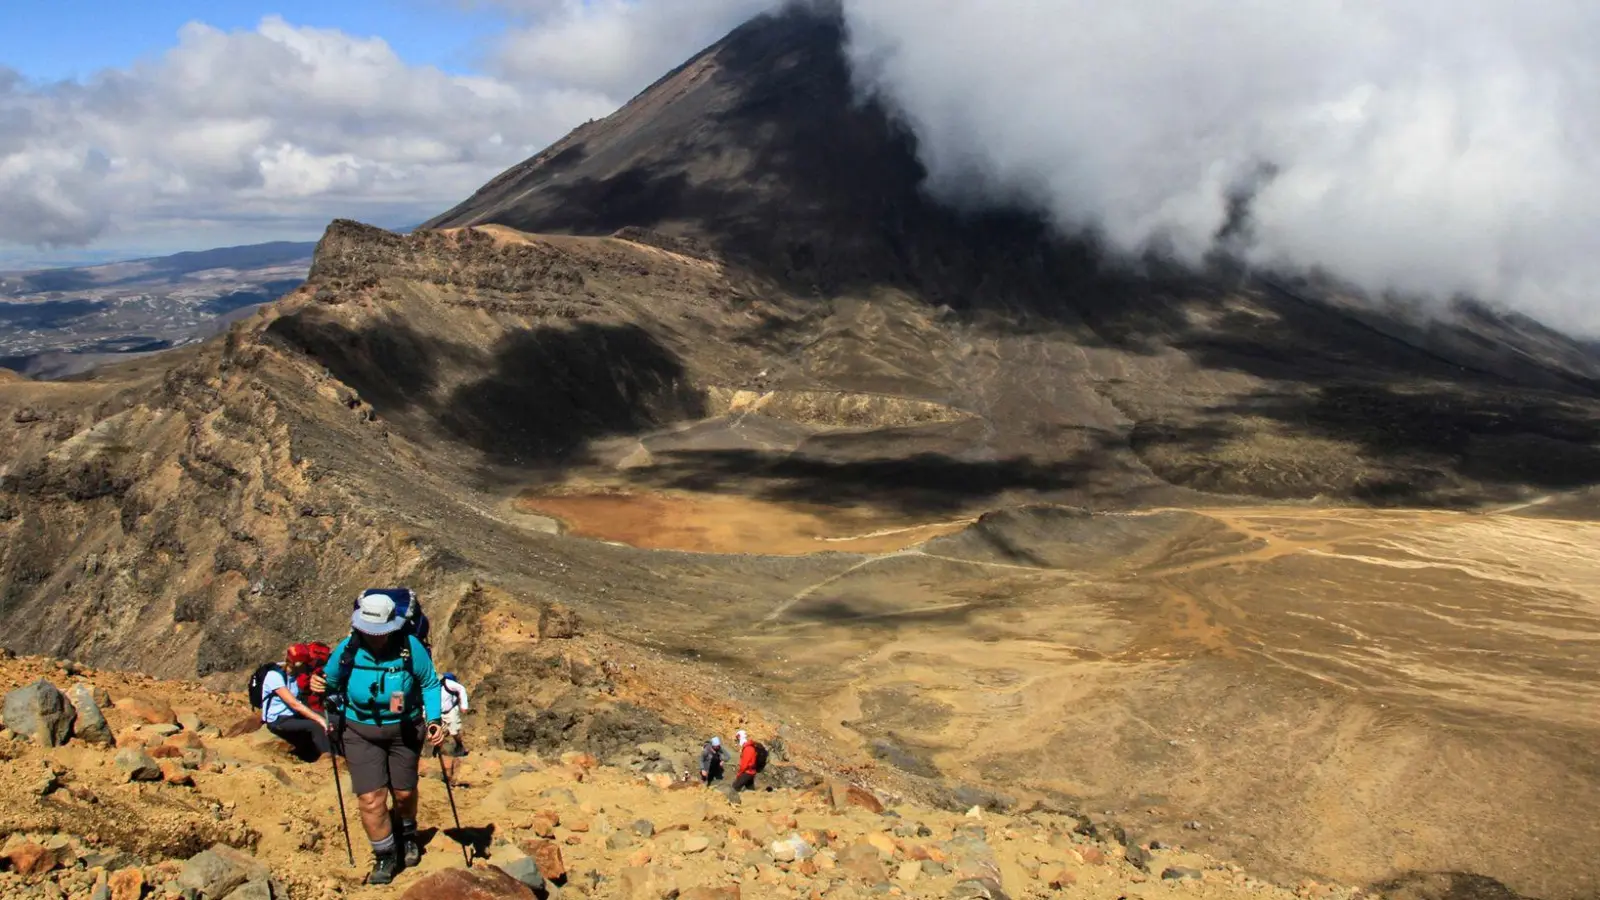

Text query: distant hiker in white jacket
(439, 672), (469, 781)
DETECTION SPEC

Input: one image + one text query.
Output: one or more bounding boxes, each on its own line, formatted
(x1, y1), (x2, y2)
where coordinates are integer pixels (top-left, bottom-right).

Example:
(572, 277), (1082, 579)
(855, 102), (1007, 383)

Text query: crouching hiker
(312, 592), (445, 885)
(257, 645), (330, 762)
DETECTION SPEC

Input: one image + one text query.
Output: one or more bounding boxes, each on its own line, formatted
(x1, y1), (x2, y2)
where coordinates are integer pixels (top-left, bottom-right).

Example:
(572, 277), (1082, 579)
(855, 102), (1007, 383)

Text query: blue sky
(1, 0), (506, 82)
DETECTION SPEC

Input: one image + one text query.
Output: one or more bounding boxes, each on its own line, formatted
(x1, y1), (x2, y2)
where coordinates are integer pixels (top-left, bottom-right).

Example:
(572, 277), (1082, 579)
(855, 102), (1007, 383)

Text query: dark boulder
(3, 679), (75, 746)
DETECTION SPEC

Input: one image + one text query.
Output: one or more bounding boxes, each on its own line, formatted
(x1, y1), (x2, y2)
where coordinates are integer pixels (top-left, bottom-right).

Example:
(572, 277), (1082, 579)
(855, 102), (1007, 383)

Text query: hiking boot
(402, 833), (422, 868)
(366, 848), (401, 885)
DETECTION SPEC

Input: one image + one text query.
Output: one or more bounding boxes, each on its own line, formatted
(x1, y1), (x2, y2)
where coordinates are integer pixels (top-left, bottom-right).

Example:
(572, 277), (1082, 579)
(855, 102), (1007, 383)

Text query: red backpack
(287, 642), (331, 712)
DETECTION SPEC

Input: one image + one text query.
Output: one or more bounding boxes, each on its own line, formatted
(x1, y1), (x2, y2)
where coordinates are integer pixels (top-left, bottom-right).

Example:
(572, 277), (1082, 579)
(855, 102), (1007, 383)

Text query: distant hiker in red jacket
(732, 729), (758, 791)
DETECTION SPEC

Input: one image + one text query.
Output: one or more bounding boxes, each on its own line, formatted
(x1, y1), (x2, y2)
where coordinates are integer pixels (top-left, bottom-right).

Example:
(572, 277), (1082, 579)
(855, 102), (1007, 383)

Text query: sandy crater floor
(510, 479), (1600, 899)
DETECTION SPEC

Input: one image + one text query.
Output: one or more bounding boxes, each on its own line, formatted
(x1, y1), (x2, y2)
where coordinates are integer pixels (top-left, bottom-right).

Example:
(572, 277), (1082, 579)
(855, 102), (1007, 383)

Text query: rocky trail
(0, 653), (1359, 900)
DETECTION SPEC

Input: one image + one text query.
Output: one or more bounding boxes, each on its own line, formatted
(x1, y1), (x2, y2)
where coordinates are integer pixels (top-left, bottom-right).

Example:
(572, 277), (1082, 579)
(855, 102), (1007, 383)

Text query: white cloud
(0, 15), (626, 253)
(0, 2), (781, 258)
(839, 0), (1600, 331)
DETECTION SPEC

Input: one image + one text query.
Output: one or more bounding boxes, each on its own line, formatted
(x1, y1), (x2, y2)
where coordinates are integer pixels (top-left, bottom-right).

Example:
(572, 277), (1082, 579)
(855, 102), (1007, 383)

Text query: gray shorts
(341, 719), (422, 796)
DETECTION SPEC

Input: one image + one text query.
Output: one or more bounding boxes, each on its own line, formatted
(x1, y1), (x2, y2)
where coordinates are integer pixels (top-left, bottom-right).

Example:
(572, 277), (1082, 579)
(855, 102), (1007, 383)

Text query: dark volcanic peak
(425, 2), (1040, 301)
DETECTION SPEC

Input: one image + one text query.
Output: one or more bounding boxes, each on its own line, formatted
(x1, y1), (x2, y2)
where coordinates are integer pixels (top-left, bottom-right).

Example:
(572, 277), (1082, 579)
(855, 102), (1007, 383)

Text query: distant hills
(0, 240), (315, 378)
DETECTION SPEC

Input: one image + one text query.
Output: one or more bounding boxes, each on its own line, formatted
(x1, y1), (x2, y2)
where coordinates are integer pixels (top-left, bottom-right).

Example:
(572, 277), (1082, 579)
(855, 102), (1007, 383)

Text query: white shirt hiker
(440, 677), (469, 735)
(259, 667), (296, 724)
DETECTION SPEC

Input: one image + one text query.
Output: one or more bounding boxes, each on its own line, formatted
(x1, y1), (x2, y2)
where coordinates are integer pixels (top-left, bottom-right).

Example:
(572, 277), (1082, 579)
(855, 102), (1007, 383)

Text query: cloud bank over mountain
(837, 0), (1600, 329)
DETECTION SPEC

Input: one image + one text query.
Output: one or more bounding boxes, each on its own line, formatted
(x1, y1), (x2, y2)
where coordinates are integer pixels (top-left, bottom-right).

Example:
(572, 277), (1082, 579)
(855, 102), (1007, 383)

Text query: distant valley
(0, 240), (314, 379)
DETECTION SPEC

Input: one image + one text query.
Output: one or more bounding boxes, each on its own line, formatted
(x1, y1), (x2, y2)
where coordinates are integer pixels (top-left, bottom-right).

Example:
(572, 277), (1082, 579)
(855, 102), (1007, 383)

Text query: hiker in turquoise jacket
(312, 592), (444, 884)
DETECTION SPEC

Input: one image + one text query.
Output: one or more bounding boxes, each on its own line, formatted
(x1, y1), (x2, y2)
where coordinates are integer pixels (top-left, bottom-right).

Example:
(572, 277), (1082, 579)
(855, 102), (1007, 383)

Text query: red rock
(628, 847), (654, 867)
(833, 783), (884, 814)
(567, 818), (590, 833)
(1079, 847), (1105, 866)
(161, 761), (195, 786)
(563, 836), (583, 846)
(1048, 868), (1077, 889)
(108, 868), (145, 900)
(769, 813), (798, 830)
(165, 732), (205, 750)
(4, 843), (59, 876)
(114, 696), (176, 725)
(522, 840), (566, 881)
(222, 717), (262, 738)
(149, 745), (184, 759)
(529, 811), (559, 838)
(397, 867), (535, 900)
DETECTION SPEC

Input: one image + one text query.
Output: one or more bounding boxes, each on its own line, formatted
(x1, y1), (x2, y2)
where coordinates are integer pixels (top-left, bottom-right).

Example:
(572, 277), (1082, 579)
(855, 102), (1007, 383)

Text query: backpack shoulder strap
(327, 634), (357, 693)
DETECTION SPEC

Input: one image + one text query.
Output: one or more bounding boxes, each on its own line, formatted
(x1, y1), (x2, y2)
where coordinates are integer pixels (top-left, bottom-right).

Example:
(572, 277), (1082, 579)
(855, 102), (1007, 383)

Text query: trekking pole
(436, 744), (470, 866)
(329, 733), (355, 867)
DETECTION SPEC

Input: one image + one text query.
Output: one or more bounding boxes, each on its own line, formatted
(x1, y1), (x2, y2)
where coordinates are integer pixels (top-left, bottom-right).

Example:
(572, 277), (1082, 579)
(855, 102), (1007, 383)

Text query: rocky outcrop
(3, 679), (74, 746)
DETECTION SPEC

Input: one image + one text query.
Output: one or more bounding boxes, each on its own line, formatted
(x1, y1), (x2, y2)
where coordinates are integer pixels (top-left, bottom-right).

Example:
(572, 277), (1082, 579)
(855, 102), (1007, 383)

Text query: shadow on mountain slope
(264, 312), (454, 411)
(261, 296), (1600, 507)
(265, 313), (705, 465)
(1370, 872), (1534, 900)
(439, 324), (706, 464)
(620, 444), (1113, 515)
(1129, 381), (1600, 505)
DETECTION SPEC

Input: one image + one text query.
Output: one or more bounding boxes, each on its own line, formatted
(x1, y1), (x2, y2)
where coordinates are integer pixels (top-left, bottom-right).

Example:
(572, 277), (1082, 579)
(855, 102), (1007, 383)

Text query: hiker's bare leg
(357, 788), (391, 841)
(393, 788), (418, 823)
(442, 756), (458, 780)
